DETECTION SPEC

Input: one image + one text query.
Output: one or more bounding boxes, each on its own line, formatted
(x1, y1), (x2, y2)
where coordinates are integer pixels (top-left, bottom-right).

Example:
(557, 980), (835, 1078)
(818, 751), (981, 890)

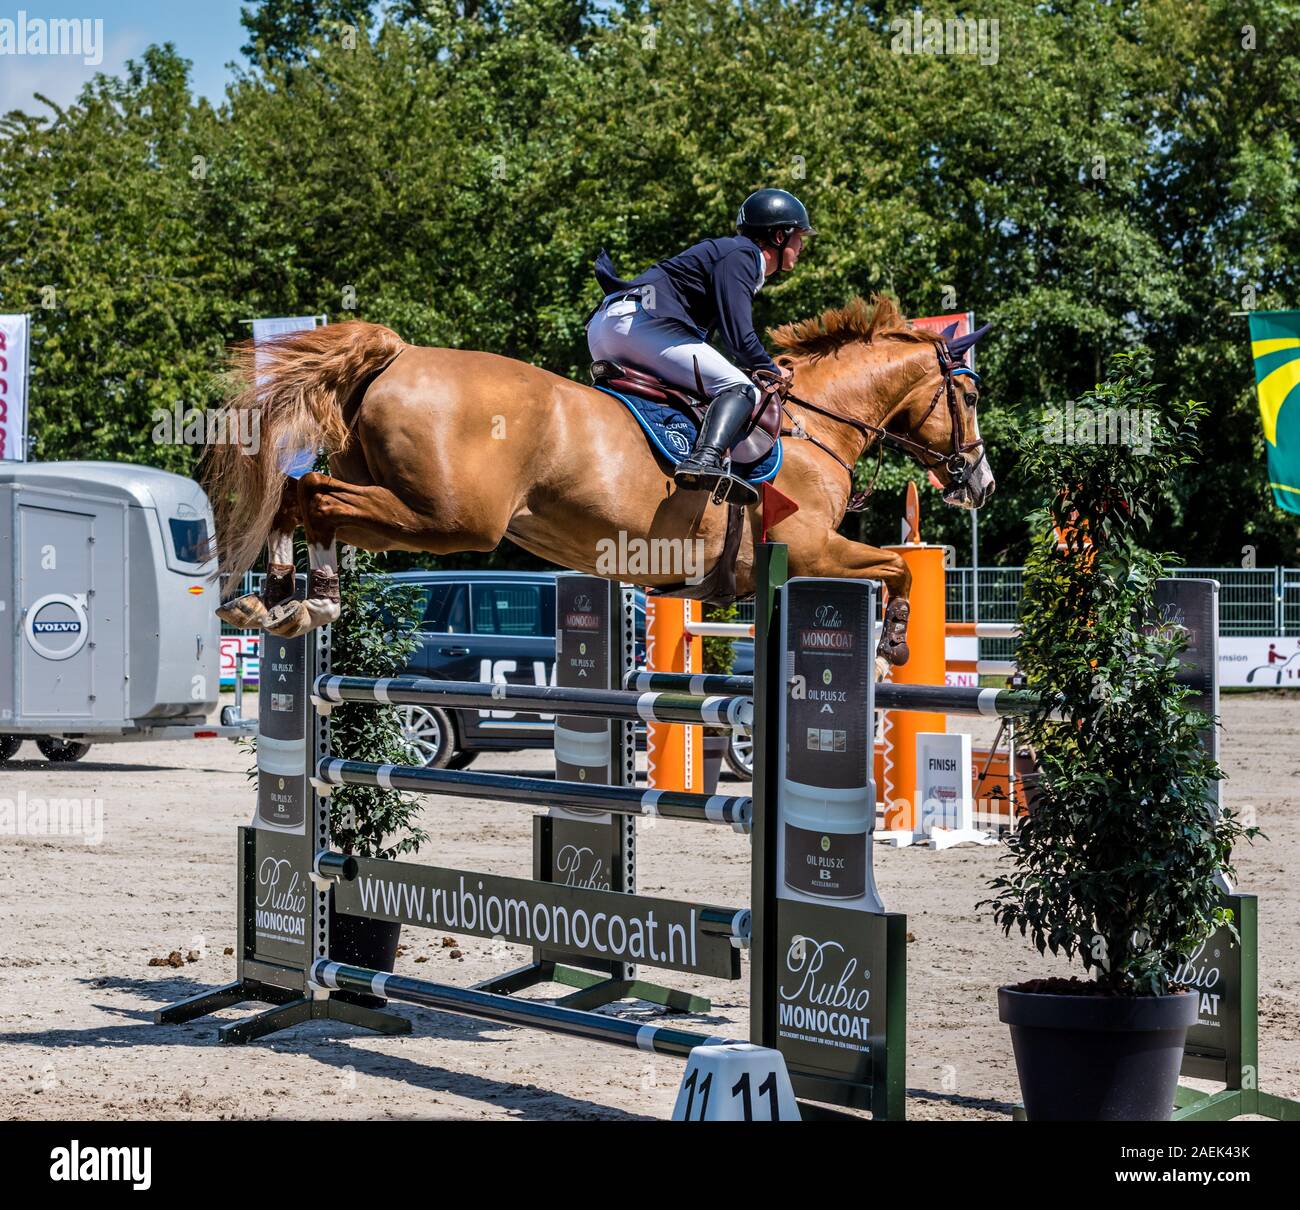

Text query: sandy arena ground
(2, 694), (1297, 1121)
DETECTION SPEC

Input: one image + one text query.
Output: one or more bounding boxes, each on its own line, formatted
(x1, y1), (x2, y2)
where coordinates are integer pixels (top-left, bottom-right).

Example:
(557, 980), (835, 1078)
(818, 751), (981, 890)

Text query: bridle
(776, 344), (987, 512)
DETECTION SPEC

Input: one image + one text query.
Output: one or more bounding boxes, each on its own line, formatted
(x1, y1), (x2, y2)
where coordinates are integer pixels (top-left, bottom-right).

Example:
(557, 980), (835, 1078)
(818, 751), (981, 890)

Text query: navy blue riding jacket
(594, 236), (777, 373)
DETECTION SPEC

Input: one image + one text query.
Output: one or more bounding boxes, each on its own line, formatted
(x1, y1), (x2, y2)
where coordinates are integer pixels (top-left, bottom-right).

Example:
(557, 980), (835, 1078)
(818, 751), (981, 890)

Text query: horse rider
(588, 188), (814, 503)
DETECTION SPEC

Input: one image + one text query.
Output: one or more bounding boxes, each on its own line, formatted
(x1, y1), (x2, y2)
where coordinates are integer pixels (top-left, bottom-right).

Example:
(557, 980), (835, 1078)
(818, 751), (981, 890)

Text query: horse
(206, 294), (993, 666)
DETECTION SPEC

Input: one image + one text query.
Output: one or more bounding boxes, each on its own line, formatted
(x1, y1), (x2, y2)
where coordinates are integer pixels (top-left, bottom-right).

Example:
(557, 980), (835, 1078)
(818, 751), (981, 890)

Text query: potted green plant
(323, 548), (429, 1000)
(984, 354), (1253, 1121)
(700, 602), (741, 792)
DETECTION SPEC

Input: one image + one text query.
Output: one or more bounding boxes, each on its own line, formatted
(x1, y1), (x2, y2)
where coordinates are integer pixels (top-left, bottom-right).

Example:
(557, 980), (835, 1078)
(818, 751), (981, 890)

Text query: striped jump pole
(311, 961), (740, 1059)
(313, 675), (752, 728)
(628, 671), (1049, 720)
(626, 671), (755, 696)
(313, 758), (753, 831)
(946, 622), (1019, 639)
(684, 620), (755, 638)
(946, 659), (1018, 677)
(874, 684), (1051, 719)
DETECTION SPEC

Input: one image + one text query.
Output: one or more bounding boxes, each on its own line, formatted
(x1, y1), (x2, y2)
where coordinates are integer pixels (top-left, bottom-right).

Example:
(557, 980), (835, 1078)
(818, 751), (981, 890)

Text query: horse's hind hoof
(878, 637), (910, 667)
(263, 599), (316, 638)
(217, 592), (268, 629)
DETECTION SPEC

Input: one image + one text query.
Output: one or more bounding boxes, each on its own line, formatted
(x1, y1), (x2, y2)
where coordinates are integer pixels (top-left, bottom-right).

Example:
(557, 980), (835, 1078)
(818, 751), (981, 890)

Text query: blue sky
(1, 2), (248, 115)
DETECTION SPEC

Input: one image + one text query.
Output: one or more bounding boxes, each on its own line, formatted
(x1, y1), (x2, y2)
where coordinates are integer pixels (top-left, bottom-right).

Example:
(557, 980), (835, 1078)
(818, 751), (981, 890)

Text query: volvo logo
(24, 593), (90, 661)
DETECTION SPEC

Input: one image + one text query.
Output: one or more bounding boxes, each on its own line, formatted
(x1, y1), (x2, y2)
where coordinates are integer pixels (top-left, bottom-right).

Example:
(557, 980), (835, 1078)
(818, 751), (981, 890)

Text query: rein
(777, 347), (986, 512)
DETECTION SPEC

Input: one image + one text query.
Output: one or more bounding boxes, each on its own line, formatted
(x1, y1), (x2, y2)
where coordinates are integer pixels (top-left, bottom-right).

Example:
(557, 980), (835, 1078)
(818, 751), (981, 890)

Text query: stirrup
(710, 472), (759, 506)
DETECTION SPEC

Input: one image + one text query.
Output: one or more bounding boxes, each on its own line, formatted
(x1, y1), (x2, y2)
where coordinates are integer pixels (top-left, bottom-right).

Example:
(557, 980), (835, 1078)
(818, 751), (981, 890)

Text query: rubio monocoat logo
(0, 11), (104, 65)
(563, 593), (600, 631)
(1172, 935), (1225, 1018)
(256, 855), (309, 941)
(800, 602), (853, 651)
(890, 10), (1000, 66)
(555, 842), (612, 891)
(778, 936), (872, 1049)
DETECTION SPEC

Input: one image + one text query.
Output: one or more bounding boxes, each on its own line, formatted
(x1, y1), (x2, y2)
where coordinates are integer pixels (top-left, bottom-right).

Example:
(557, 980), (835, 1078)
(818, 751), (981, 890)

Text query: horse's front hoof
(217, 592), (268, 629)
(263, 599), (316, 638)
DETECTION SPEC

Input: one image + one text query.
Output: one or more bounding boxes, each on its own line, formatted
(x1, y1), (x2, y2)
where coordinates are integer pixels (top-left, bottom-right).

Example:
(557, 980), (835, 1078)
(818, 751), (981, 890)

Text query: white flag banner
(251, 315), (323, 476)
(0, 313), (31, 461)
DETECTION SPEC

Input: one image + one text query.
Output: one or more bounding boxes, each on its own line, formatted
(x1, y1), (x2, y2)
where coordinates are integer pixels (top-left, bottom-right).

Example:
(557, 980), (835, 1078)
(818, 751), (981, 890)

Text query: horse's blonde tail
(203, 321), (405, 592)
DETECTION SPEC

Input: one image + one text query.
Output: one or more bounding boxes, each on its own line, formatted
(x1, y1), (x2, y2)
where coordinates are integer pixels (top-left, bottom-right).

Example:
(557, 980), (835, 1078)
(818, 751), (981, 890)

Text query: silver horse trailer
(0, 461), (253, 763)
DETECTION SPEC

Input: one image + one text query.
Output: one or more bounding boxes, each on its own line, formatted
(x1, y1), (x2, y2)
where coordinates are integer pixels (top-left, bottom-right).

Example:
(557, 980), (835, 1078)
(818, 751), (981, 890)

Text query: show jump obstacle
(632, 589), (1299, 1122)
(156, 546), (917, 1120)
(155, 544), (1293, 1121)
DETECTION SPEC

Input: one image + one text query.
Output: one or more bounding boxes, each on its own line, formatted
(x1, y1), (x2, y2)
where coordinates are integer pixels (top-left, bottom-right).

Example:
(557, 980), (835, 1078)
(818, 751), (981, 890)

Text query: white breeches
(587, 296), (757, 401)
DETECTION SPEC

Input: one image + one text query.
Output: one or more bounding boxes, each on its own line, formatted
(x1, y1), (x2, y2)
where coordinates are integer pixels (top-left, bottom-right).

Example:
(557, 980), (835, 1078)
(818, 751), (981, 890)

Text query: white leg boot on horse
(264, 541), (341, 637)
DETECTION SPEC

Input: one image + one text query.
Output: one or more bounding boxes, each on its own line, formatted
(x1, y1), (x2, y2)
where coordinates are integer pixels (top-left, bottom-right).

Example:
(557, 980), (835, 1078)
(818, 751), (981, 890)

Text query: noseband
(780, 345), (987, 512)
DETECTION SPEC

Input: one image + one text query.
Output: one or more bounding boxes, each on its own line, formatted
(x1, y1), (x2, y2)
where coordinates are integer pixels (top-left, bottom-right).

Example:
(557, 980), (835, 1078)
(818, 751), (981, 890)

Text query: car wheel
(398, 704), (458, 768)
(35, 737), (92, 763)
(446, 750), (478, 770)
(0, 736), (21, 764)
(725, 727), (753, 780)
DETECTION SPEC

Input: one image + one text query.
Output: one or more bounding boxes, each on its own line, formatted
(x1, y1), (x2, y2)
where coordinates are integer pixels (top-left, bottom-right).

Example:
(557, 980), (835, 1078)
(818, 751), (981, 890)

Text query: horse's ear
(947, 323), (991, 358)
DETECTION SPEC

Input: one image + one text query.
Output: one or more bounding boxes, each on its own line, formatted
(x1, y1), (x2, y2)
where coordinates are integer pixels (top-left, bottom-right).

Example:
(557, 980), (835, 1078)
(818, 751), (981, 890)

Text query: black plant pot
(328, 899), (402, 1009)
(702, 734), (729, 795)
(998, 986), (1199, 1121)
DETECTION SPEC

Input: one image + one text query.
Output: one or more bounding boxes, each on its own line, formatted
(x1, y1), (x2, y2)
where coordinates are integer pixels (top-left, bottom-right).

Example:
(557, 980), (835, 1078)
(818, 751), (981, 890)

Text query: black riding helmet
(736, 188), (815, 241)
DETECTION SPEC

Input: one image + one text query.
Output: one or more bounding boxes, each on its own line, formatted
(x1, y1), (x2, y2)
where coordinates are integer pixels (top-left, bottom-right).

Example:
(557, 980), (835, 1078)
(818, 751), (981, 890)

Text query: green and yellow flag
(1249, 310), (1300, 515)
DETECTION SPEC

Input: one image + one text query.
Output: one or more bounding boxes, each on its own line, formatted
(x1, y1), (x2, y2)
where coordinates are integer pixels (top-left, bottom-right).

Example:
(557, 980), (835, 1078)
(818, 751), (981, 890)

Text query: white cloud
(0, 28), (147, 116)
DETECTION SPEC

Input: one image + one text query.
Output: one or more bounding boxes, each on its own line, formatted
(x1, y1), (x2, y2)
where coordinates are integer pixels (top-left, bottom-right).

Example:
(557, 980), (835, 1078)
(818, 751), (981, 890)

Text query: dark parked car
(385, 571), (640, 768)
(387, 569), (752, 778)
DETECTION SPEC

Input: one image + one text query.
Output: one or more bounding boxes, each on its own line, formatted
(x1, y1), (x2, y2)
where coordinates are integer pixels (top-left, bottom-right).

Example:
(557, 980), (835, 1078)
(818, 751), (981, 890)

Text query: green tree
(2, 1), (1297, 566)
(240, 0), (375, 65)
(0, 46), (230, 470)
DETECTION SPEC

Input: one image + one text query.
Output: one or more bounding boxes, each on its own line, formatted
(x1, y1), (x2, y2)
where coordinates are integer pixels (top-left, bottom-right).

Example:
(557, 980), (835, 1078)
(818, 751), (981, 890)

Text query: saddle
(589, 360), (784, 466)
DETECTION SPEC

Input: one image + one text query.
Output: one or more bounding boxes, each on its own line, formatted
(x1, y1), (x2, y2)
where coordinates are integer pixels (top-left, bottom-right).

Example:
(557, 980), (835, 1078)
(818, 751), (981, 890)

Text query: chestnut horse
(206, 295), (993, 665)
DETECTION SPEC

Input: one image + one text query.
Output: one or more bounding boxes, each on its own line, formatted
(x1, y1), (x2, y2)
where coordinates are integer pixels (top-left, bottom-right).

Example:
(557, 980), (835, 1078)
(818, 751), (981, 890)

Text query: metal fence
(948, 567), (1300, 636)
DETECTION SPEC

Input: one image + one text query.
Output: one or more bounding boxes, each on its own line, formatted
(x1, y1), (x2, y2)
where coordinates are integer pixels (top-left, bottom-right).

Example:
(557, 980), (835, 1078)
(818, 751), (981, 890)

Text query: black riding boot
(674, 387), (758, 503)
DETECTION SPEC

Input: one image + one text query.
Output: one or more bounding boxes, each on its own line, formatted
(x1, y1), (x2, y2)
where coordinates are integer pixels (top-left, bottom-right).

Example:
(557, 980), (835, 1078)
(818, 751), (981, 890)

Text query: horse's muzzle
(942, 458), (995, 509)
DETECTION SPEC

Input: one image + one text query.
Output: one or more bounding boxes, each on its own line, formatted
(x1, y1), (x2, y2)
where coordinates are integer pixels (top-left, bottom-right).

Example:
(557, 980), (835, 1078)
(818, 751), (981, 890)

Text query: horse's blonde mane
(770, 294), (942, 362)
